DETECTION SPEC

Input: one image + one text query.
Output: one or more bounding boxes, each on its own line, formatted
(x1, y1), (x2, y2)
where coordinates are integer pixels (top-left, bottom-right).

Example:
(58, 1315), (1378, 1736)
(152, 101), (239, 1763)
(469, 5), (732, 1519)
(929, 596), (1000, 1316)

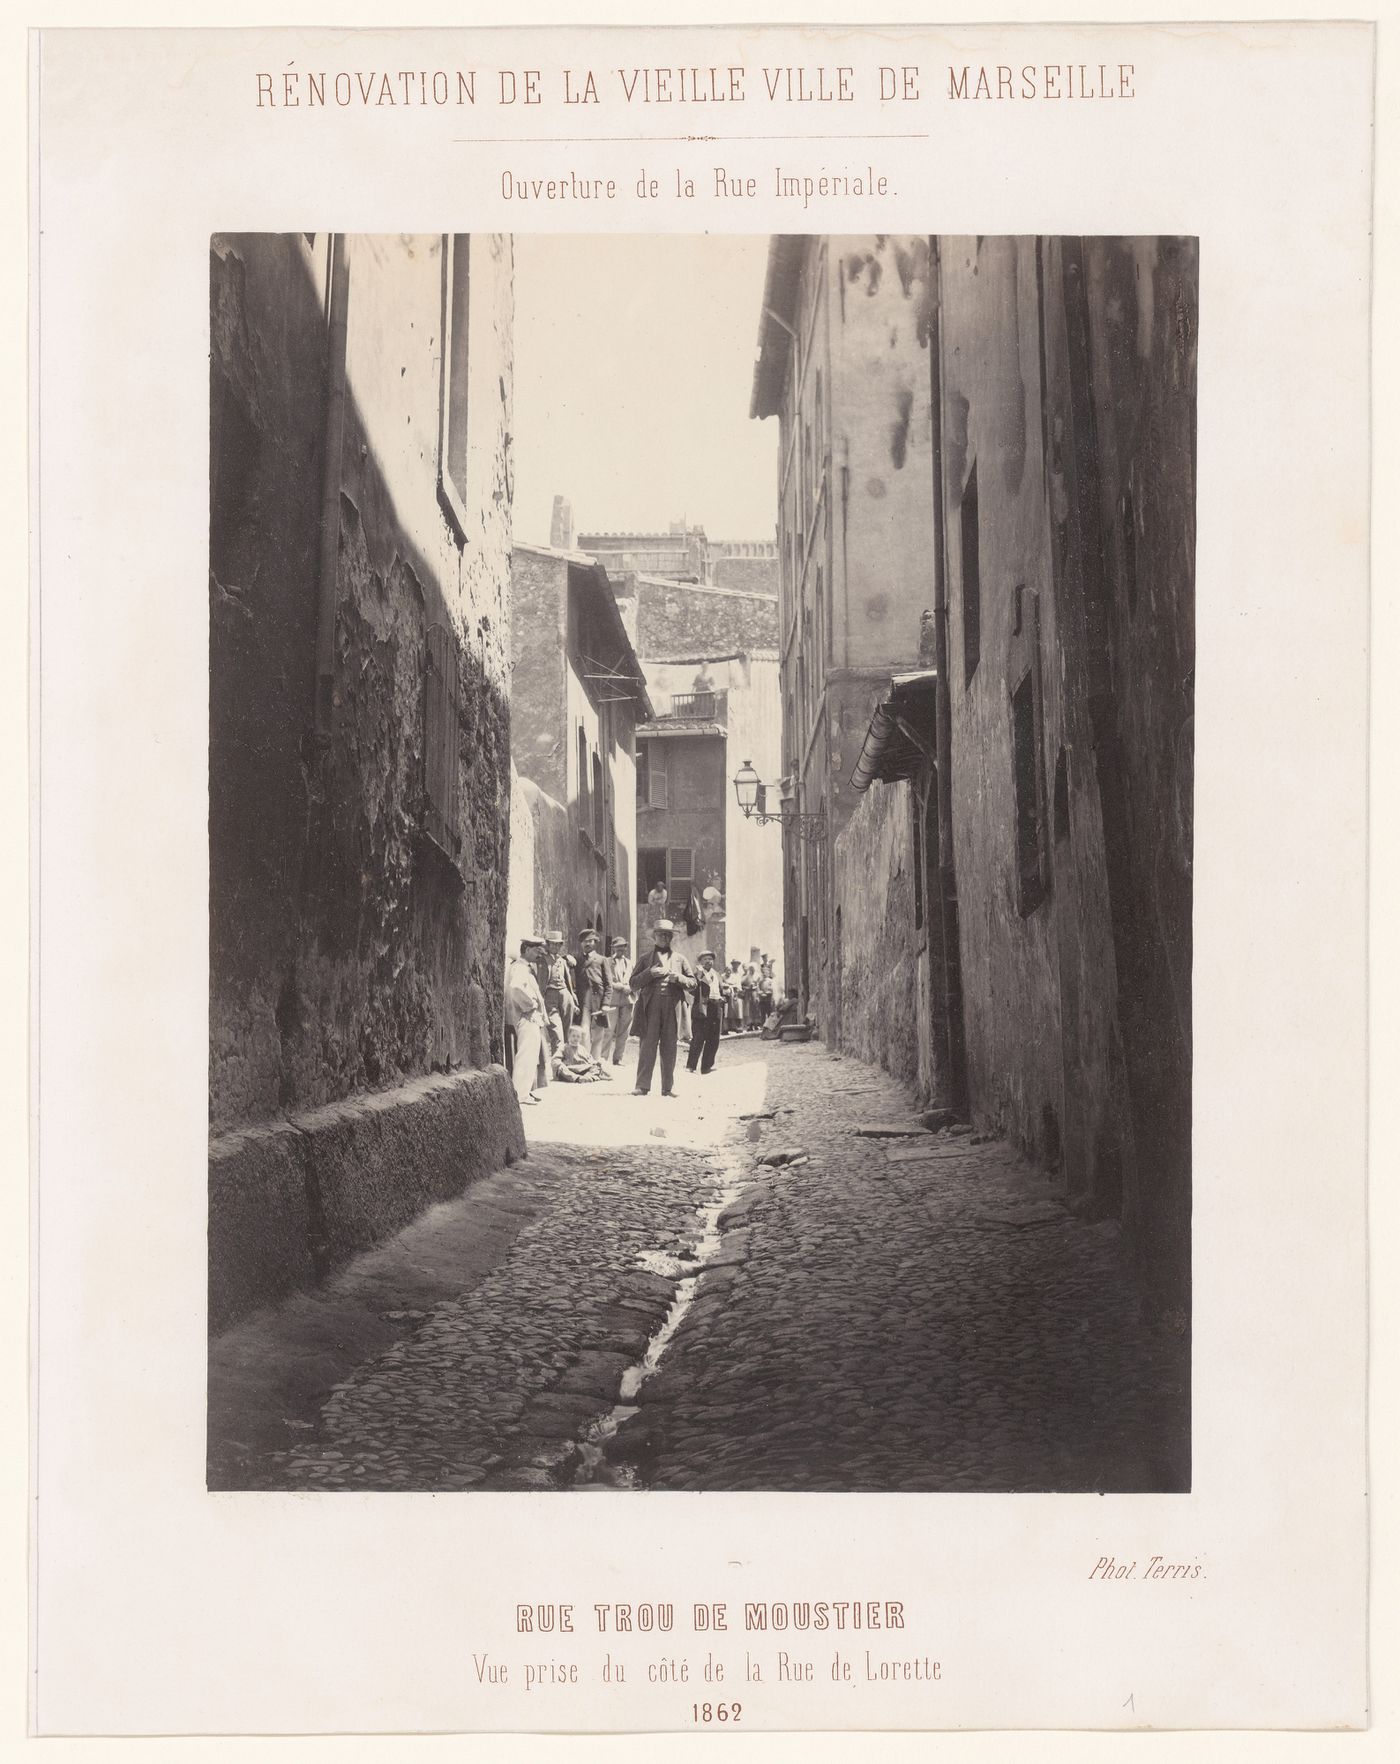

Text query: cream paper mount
(31, 19), (1372, 1739)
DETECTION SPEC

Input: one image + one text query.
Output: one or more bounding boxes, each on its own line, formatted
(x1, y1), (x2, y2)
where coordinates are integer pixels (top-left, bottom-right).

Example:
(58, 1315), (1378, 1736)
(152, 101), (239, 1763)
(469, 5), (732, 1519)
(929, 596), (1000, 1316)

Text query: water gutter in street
(571, 1152), (750, 1488)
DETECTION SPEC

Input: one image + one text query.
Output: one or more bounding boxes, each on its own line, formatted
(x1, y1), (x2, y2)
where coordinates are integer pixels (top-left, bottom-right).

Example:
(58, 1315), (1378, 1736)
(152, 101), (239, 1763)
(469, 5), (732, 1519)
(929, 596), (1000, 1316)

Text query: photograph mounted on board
(207, 232), (1195, 1495)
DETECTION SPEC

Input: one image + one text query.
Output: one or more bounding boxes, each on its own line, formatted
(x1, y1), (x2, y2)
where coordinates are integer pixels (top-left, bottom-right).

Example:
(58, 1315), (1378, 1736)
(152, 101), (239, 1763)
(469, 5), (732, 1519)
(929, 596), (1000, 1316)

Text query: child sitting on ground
(551, 1025), (612, 1083)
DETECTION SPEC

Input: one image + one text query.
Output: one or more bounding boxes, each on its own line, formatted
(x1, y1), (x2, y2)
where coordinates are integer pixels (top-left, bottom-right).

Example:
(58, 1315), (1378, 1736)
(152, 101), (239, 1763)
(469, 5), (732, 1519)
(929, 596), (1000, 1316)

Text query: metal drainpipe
(314, 233), (350, 742)
(928, 237), (969, 1114)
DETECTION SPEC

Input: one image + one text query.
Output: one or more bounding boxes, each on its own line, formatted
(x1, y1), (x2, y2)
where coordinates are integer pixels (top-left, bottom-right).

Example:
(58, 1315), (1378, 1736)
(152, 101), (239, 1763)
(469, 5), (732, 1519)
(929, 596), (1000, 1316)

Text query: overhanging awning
(850, 669), (938, 791)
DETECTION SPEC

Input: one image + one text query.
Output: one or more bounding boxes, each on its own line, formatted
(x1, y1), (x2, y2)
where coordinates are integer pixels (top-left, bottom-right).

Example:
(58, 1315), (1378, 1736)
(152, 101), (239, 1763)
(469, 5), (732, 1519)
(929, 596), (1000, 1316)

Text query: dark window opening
(638, 847), (667, 903)
(591, 751), (605, 845)
(577, 726), (589, 821)
(960, 463), (981, 685)
(636, 744), (649, 806)
(1012, 671), (1046, 915)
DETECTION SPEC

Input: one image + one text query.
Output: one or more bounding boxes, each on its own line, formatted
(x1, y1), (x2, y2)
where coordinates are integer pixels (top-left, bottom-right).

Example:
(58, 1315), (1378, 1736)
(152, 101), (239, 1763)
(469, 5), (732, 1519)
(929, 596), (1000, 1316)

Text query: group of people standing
(504, 923), (782, 1107)
(719, 956), (776, 1036)
(503, 927), (633, 1105)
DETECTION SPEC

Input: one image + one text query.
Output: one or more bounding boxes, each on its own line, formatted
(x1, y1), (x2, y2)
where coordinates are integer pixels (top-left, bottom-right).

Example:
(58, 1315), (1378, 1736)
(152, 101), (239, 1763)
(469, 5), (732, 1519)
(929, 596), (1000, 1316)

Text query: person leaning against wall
(505, 934), (550, 1107)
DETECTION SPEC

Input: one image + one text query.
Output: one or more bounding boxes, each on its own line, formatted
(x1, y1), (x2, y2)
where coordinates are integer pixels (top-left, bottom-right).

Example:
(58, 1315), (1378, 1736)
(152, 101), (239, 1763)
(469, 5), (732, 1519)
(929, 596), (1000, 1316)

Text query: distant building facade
(634, 683), (728, 963)
(507, 543), (650, 955)
(582, 524), (778, 598)
(750, 234), (939, 1035)
(755, 234), (1196, 1317)
(634, 650), (784, 970)
(579, 539), (784, 973)
(208, 232), (523, 1334)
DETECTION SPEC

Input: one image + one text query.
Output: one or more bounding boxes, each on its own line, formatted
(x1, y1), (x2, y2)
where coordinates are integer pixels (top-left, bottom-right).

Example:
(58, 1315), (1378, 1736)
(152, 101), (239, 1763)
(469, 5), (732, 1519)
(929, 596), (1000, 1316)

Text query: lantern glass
(733, 760), (760, 815)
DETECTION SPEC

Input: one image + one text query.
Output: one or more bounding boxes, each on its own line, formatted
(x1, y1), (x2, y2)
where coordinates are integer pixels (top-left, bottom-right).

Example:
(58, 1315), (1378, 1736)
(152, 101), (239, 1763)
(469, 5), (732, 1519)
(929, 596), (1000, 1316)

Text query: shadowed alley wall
(208, 233), (522, 1331)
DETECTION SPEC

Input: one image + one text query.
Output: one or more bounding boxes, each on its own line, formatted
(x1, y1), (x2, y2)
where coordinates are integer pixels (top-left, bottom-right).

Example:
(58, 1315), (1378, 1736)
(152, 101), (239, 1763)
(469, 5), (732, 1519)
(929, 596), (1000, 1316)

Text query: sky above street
(511, 233), (779, 547)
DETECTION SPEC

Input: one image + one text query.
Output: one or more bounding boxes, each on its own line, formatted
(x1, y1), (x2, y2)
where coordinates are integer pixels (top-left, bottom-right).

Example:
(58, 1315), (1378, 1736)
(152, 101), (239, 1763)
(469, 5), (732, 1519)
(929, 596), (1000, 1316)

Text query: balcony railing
(664, 691), (722, 721)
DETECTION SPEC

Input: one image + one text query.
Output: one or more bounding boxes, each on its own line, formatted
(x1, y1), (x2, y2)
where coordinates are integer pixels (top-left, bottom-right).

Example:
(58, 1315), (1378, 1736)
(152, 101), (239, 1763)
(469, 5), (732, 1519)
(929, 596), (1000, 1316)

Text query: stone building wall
(632, 575), (779, 657)
(826, 236), (936, 674)
(941, 236), (1093, 1172)
(208, 232), (521, 1328)
(506, 767), (574, 953)
(210, 233), (515, 1132)
(938, 234), (1195, 1309)
(508, 543), (641, 951)
(721, 652), (785, 970)
(508, 546), (569, 803)
(711, 549), (779, 599)
(1046, 236), (1196, 1303)
(833, 779), (931, 1097)
(754, 235), (939, 1042)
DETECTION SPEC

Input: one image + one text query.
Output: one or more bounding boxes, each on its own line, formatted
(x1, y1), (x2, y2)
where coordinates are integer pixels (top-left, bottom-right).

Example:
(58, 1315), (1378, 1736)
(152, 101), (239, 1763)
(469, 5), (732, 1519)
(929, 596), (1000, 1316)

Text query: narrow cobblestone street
(208, 1036), (1188, 1494)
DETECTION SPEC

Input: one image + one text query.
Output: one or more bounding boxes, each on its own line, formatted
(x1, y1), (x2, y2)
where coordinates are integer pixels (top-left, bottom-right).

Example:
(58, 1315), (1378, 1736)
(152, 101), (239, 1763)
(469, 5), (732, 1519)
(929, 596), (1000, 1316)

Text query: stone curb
(209, 1066), (525, 1336)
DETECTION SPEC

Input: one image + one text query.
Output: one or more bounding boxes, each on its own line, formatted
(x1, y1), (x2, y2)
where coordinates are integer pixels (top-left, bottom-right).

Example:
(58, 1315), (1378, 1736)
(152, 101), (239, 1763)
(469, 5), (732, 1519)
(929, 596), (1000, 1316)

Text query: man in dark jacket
(577, 928), (609, 1060)
(629, 919), (696, 1097)
(686, 949), (729, 1076)
(541, 930), (576, 1054)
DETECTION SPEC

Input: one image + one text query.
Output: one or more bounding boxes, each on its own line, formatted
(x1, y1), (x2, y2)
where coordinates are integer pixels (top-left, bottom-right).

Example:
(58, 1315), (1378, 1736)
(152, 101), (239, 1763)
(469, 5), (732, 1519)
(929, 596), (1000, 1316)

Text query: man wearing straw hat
(604, 935), (635, 1066)
(504, 933), (549, 1107)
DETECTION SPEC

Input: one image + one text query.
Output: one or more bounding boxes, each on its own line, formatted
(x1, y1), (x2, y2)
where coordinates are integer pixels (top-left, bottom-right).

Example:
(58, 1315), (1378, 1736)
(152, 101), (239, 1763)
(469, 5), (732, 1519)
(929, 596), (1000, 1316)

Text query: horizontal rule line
(453, 133), (930, 145)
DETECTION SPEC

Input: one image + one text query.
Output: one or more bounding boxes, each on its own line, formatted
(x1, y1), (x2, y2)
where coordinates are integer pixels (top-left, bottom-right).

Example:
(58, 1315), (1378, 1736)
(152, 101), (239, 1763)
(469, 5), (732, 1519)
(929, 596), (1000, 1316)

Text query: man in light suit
(505, 934), (549, 1106)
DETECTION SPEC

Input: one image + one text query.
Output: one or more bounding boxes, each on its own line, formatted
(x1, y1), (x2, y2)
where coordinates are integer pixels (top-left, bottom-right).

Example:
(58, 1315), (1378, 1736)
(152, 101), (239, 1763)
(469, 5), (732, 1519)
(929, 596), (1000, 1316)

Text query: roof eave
(573, 558), (654, 721)
(750, 236), (807, 420)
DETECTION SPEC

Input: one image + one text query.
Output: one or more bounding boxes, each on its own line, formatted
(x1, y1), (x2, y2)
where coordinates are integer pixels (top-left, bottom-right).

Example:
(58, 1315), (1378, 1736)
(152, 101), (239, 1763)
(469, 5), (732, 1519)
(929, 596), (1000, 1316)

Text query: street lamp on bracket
(732, 760), (827, 842)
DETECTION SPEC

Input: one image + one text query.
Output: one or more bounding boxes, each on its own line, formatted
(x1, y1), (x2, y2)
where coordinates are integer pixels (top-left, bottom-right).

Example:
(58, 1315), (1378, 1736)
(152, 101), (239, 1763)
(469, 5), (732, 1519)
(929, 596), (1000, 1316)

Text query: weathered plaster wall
(941, 236), (1078, 1166)
(834, 780), (928, 1096)
(634, 576), (779, 656)
(209, 235), (326, 1124)
(506, 767), (574, 949)
(507, 546), (639, 949)
(1044, 236), (1196, 1301)
(938, 234), (1195, 1313)
(711, 552), (779, 598)
(828, 235), (937, 674)
(763, 236), (938, 1039)
(209, 232), (514, 1134)
(721, 652), (785, 967)
(608, 707), (638, 953)
(508, 546), (568, 802)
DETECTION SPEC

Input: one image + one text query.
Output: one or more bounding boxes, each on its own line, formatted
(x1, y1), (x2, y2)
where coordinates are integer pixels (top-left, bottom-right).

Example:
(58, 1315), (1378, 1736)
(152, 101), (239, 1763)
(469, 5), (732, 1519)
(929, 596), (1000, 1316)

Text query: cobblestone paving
(208, 1035), (1187, 1493)
(615, 1041), (1188, 1492)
